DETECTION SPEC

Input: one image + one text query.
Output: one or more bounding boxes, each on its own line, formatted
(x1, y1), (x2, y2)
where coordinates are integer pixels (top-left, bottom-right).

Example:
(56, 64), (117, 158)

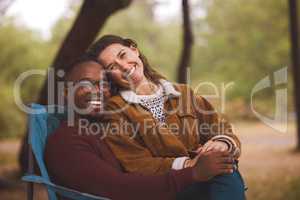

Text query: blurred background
(0, 0), (299, 199)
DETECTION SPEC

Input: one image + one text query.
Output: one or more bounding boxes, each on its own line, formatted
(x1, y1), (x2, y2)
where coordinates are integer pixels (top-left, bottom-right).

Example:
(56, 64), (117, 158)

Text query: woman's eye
(120, 52), (126, 58)
(111, 65), (117, 70)
(107, 65), (115, 71)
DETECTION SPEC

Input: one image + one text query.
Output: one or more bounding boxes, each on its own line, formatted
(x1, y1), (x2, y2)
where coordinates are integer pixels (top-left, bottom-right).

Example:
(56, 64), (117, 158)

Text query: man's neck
(74, 114), (102, 124)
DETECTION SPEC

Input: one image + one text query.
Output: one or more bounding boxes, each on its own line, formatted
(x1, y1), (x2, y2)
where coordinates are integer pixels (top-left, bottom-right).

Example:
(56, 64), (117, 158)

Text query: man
(45, 55), (243, 200)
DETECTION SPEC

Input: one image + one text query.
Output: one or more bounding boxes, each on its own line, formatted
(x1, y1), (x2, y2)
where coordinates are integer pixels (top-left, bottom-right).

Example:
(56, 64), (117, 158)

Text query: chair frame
(27, 142), (34, 200)
(22, 104), (110, 200)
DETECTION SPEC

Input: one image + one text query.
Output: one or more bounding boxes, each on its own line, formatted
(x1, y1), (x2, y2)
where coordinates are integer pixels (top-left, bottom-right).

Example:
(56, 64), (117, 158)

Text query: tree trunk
(18, 0), (132, 174)
(39, 0), (132, 105)
(288, 0), (300, 150)
(177, 0), (194, 84)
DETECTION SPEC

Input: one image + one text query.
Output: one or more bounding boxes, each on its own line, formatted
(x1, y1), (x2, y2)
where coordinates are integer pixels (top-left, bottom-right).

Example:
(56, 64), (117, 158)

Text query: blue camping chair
(22, 104), (110, 200)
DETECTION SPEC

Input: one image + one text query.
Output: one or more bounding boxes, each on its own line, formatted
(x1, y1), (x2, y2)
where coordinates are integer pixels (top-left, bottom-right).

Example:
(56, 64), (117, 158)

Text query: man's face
(65, 61), (111, 117)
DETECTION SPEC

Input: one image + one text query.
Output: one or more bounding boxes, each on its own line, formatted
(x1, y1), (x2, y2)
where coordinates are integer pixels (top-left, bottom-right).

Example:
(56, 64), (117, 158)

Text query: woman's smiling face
(98, 43), (145, 89)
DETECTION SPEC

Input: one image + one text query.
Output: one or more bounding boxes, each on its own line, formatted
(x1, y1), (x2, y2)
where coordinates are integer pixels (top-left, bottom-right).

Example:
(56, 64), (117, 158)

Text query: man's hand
(191, 150), (234, 182)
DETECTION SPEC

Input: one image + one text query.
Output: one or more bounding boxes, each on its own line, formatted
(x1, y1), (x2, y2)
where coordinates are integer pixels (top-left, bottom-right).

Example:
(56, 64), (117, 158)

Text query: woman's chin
(116, 79), (131, 89)
(129, 75), (145, 87)
(115, 75), (145, 90)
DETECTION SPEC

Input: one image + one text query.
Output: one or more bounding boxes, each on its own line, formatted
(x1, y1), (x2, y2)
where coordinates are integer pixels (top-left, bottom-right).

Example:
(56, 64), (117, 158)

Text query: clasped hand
(186, 140), (236, 181)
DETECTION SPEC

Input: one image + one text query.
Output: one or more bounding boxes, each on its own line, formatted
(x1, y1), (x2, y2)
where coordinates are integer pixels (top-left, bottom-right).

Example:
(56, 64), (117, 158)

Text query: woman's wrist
(184, 158), (192, 168)
(211, 135), (237, 152)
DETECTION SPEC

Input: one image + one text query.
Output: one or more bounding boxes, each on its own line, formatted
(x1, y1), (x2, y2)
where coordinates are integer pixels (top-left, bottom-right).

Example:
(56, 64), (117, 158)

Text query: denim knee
(209, 170), (246, 200)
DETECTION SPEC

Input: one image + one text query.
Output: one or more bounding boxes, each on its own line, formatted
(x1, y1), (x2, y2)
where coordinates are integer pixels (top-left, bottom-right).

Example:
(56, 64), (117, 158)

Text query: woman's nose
(115, 59), (129, 71)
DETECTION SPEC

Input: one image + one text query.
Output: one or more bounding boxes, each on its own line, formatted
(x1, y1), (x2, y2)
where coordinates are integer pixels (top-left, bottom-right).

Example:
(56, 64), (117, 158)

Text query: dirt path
(236, 122), (300, 200)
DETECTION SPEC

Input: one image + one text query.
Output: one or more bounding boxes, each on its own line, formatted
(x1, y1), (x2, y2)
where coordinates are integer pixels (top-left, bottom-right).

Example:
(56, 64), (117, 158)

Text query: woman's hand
(185, 140), (230, 168)
(201, 140), (229, 153)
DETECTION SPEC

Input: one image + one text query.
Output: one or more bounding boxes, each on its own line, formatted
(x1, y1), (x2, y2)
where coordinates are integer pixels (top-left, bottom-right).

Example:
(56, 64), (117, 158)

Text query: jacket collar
(120, 79), (181, 104)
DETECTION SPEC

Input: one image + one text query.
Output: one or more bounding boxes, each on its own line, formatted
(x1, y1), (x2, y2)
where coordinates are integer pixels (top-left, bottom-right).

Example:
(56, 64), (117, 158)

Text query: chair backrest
(27, 104), (110, 200)
(28, 103), (67, 200)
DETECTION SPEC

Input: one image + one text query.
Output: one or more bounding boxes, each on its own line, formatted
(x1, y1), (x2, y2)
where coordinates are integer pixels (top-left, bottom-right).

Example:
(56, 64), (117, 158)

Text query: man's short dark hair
(62, 54), (100, 81)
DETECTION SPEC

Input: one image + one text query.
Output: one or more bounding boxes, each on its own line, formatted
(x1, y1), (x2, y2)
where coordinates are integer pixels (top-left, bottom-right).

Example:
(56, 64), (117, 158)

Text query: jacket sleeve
(194, 95), (241, 158)
(102, 103), (176, 175)
(45, 127), (195, 200)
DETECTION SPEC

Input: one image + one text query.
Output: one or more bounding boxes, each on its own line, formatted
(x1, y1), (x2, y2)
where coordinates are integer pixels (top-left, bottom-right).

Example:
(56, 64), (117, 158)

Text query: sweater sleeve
(44, 128), (195, 200)
(194, 95), (242, 158)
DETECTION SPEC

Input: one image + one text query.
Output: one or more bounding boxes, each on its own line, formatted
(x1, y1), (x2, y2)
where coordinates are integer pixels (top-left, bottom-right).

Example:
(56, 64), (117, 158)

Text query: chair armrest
(22, 174), (110, 200)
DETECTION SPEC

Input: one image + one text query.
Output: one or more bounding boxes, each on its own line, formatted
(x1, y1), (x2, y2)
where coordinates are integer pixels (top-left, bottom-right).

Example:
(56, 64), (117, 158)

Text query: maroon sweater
(44, 121), (196, 200)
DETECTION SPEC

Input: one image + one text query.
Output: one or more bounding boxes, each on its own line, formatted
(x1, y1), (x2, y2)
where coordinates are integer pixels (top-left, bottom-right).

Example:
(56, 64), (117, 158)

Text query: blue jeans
(176, 170), (246, 200)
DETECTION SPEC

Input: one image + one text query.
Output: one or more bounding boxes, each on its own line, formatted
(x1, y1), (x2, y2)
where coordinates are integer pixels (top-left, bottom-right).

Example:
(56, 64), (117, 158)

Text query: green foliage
(0, 7), (77, 139)
(0, 18), (51, 138)
(0, 0), (292, 138)
(191, 0), (290, 103)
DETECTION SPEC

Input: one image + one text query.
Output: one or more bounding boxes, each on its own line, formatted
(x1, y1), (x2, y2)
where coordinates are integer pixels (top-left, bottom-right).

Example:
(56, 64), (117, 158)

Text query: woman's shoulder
(104, 94), (136, 116)
(167, 81), (213, 109)
(173, 83), (191, 92)
(159, 79), (191, 95)
(106, 94), (126, 107)
(165, 81), (194, 97)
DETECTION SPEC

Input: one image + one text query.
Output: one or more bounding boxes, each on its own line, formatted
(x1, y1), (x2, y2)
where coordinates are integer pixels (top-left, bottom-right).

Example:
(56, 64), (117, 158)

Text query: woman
(87, 35), (245, 199)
